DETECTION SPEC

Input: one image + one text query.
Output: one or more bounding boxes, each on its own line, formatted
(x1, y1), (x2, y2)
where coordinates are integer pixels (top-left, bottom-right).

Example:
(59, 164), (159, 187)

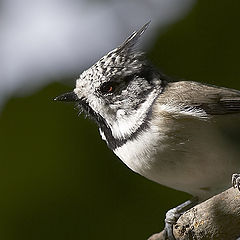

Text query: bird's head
(55, 22), (165, 149)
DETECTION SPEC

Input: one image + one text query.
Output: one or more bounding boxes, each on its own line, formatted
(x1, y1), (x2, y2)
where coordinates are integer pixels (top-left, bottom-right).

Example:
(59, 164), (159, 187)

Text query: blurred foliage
(0, 83), (186, 240)
(149, 0), (240, 90)
(1, 1), (240, 239)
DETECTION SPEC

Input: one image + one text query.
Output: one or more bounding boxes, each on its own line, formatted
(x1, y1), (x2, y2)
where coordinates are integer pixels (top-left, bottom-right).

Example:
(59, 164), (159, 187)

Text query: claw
(163, 197), (198, 240)
(232, 173), (240, 190)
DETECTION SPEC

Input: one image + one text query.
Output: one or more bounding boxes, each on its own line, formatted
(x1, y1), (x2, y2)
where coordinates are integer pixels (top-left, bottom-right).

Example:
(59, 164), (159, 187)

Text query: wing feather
(157, 81), (240, 116)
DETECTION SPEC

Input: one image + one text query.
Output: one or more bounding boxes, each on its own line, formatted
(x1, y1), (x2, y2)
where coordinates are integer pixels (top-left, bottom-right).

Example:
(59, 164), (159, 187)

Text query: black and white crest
(56, 22), (165, 149)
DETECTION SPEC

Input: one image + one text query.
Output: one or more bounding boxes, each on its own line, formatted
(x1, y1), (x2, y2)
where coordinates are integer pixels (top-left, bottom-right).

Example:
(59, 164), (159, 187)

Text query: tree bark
(148, 187), (240, 240)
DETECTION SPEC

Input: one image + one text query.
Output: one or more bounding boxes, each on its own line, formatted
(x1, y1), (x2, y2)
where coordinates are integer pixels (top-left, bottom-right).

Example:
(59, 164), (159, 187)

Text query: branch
(148, 187), (240, 240)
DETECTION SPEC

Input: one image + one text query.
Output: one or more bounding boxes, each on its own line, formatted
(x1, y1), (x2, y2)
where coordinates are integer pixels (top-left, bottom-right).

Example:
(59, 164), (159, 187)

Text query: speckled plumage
(72, 22), (165, 149)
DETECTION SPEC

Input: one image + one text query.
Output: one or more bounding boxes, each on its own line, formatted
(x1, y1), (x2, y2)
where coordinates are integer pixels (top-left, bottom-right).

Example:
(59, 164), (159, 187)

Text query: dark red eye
(100, 82), (116, 94)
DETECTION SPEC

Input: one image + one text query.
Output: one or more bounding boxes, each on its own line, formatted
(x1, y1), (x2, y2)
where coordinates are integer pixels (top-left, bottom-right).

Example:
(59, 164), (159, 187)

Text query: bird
(55, 22), (240, 239)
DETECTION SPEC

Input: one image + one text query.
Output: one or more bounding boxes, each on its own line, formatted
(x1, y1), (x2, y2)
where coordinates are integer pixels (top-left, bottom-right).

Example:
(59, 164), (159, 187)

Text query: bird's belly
(147, 145), (240, 199)
(114, 115), (240, 199)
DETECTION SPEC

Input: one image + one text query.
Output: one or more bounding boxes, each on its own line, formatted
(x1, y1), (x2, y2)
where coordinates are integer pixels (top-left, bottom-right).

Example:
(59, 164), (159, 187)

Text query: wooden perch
(148, 187), (240, 240)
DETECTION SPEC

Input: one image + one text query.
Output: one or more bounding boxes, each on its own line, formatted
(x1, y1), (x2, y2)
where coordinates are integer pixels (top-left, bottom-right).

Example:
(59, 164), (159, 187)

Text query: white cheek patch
(109, 89), (160, 140)
(116, 109), (126, 118)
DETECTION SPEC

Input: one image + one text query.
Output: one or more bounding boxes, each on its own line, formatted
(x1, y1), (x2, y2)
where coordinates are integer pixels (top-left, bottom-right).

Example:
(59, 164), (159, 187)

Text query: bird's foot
(232, 173), (240, 191)
(163, 197), (198, 240)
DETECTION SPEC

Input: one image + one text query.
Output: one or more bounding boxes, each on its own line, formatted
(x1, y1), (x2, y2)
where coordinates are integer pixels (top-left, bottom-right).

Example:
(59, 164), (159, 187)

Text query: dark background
(1, 1), (240, 239)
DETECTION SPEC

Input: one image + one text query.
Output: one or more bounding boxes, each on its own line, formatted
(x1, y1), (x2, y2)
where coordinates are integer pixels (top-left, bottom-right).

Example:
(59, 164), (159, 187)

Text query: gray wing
(158, 81), (240, 115)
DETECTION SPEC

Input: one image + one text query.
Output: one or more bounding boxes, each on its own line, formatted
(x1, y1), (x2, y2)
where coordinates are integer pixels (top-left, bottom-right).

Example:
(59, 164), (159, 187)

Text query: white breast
(113, 124), (164, 175)
(113, 113), (240, 199)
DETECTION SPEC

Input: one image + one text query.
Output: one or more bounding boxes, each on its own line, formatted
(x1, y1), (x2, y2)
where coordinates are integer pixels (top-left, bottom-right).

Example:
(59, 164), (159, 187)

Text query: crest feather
(117, 21), (151, 53)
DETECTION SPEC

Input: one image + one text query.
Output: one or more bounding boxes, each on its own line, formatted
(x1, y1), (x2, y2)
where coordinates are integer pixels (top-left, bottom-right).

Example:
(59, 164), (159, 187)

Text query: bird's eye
(100, 82), (116, 94)
(99, 74), (135, 95)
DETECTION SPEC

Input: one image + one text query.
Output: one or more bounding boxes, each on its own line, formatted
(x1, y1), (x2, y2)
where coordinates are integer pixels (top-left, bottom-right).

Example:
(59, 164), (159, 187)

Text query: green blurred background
(1, 1), (240, 239)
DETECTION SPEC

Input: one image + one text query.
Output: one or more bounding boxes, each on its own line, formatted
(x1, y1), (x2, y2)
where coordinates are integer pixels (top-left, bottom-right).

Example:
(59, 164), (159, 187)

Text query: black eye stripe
(99, 75), (134, 95)
(136, 67), (153, 82)
(100, 81), (117, 94)
(122, 74), (135, 82)
(99, 70), (149, 95)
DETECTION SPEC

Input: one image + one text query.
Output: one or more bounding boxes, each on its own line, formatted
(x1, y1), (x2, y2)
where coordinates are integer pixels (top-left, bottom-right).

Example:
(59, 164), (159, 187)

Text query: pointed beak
(54, 91), (78, 102)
